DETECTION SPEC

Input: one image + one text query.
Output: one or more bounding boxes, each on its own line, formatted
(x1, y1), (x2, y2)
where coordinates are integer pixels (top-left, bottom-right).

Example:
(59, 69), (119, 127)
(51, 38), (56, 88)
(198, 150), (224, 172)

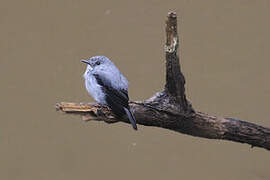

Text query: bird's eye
(96, 61), (101, 65)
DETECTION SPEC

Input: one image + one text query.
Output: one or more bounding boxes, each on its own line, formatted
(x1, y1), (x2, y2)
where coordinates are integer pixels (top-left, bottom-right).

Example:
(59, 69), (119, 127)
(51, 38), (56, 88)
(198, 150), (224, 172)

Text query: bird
(81, 56), (137, 130)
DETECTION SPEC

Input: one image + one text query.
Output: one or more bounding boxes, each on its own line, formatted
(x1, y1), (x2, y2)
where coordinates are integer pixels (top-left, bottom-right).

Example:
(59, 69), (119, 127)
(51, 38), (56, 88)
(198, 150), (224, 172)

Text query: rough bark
(56, 12), (270, 151)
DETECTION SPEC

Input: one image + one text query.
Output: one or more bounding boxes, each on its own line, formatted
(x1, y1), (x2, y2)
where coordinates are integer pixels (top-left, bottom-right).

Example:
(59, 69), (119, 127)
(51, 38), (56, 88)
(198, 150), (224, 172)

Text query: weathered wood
(56, 102), (270, 150)
(165, 12), (189, 112)
(56, 12), (270, 151)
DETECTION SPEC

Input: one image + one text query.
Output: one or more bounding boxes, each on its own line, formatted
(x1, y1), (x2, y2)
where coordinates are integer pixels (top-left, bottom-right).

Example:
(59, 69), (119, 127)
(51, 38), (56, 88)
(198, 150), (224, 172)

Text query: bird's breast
(85, 75), (106, 104)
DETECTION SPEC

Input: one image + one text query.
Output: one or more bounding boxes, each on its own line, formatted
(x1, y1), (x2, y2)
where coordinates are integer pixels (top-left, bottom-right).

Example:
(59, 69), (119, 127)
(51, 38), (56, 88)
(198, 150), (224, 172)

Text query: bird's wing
(93, 73), (137, 130)
(93, 74), (129, 116)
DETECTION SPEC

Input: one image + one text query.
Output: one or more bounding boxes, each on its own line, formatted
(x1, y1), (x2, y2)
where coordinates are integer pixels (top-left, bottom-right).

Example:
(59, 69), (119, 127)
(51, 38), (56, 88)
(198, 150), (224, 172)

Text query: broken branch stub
(164, 12), (191, 113)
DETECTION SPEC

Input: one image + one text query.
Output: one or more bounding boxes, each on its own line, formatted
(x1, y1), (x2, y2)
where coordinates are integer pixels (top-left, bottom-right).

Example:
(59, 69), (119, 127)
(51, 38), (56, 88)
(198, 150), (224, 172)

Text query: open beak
(81, 59), (91, 66)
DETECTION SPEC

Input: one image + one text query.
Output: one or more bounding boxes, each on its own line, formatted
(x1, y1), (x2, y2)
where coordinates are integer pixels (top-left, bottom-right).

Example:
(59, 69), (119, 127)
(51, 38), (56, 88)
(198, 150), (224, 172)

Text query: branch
(165, 12), (187, 108)
(56, 12), (270, 151)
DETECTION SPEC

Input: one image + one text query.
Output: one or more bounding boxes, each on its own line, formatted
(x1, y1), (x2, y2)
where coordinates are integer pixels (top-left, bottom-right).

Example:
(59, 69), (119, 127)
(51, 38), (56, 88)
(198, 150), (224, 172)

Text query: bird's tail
(124, 107), (137, 130)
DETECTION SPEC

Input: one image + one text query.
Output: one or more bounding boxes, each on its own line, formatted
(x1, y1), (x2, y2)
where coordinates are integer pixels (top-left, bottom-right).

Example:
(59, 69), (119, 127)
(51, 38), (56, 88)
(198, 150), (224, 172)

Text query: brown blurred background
(0, 0), (270, 179)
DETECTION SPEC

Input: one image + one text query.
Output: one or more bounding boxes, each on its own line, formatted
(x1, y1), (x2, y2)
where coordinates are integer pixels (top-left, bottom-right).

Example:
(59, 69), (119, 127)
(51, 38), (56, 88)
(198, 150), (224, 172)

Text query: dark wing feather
(93, 74), (129, 117)
(93, 73), (137, 130)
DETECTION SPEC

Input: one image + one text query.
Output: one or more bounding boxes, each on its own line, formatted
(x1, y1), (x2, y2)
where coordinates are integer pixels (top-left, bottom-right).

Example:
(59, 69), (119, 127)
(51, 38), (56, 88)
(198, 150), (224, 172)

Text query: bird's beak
(81, 59), (91, 66)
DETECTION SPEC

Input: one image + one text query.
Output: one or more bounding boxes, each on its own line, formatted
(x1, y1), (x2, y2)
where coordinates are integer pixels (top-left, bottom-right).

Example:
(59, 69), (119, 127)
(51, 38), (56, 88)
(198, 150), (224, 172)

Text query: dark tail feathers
(124, 108), (137, 130)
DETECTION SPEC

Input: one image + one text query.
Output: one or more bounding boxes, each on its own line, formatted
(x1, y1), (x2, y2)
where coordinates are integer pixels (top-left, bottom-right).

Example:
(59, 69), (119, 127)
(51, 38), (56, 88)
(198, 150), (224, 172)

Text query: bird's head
(81, 56), (112, 72)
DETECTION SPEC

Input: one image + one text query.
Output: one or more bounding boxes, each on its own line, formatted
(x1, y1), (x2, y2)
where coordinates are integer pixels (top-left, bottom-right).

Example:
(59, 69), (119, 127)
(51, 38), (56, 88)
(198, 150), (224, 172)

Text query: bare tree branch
(56, 12), (270, 151)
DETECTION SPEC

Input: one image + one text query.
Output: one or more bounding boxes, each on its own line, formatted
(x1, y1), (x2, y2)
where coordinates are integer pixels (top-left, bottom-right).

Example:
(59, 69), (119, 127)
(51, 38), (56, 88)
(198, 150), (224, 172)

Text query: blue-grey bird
(81, 56), (137, 130)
